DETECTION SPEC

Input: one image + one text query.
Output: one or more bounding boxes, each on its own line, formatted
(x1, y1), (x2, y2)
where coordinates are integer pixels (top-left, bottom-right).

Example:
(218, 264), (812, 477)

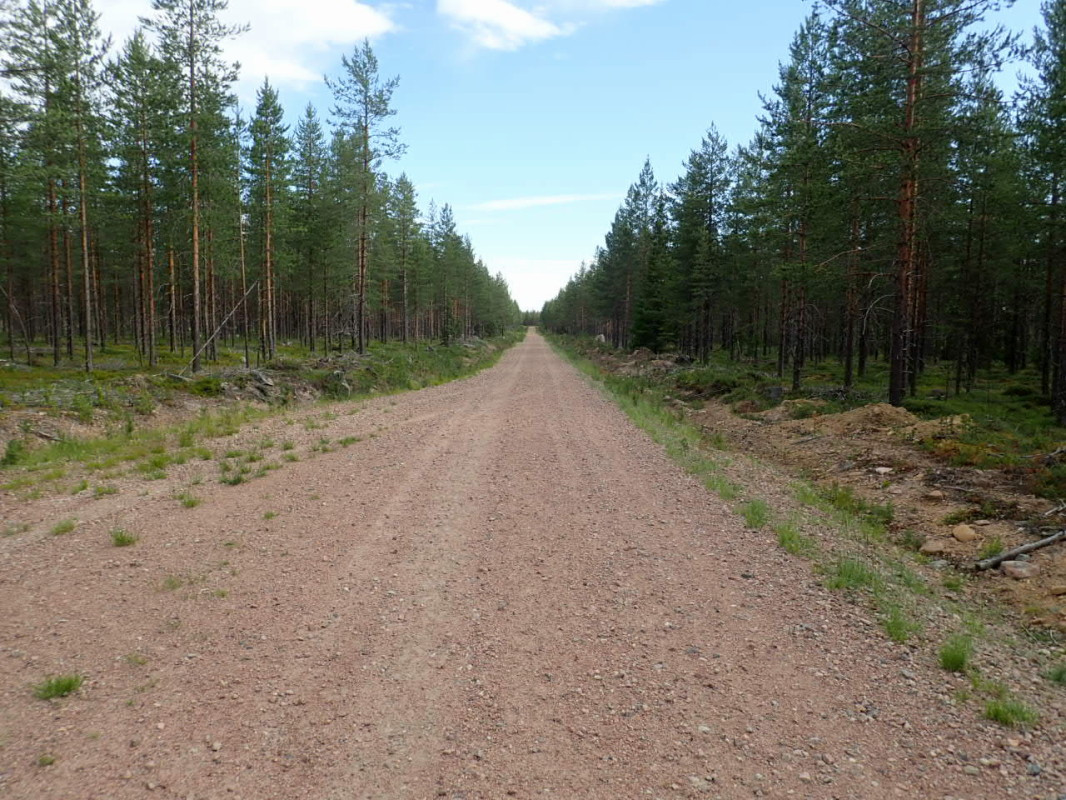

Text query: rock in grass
(919, 539), (948, 555)
(952, 524), (978, 543)
(1001, 561), (1038, 580)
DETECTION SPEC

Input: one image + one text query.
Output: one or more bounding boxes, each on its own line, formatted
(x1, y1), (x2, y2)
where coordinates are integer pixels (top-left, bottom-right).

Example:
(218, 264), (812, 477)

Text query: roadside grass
(175, 490), (201, 508)
(939, 634), (973, 672)
(983, 690), (1039, 727)
(49, 518), (76, 536)
(109, 528), (138, 547)
(3, 522), (30, 537)
(1045, 664), (1066, 685)
(824, 557), (882, 592)
(554, 334), (1066, 499)
(774, 520), (819, 558)
(547, 335), (1010, 663)
(33, 674), (84, 700)
(1, 331), (526, 498)
(740, 499), (771, 529)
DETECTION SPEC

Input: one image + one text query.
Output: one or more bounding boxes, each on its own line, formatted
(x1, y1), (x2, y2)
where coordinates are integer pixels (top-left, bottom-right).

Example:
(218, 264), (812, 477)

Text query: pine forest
(542, 0), (1066, 427)
(0, 0), (521, 378)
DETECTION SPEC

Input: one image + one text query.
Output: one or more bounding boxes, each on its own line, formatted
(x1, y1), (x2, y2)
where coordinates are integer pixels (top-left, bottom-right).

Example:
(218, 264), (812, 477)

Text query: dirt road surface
(1, 331), (1063, 799)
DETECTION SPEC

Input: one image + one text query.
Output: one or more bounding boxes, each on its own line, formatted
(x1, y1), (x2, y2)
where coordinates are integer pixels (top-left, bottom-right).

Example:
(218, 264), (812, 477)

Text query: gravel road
(1, 331), (1062, 799)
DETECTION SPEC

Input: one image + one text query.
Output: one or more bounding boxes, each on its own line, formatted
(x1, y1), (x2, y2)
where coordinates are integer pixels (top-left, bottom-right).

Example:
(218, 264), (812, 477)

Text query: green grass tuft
(774, 521), (819, 557)
(824, 558), (881, 592)
(879, 602), (921, 643)
(977, 536), (1004, 560)
(1045, 663), (1066, 685)
(34, 674), (84, 699)
(176, 491), (201, 508)
(110, 528), (138, 547)
(983, 697), (1038, 727)
(50, 518), (76, 536)
(740, 499), (771, 529)
(939, 634), (973, 672)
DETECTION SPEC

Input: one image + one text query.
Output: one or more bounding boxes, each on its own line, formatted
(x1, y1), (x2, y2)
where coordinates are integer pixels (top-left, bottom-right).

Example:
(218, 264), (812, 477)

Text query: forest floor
(1, 330), (1065, 799)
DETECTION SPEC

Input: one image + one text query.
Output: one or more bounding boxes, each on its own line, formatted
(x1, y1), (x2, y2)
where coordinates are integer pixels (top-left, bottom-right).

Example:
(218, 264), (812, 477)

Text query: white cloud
(438, 0), (664, 51)
(97, 0), (395, 93)
(469, 192), (618, 211)
(437, 0), (564, 51)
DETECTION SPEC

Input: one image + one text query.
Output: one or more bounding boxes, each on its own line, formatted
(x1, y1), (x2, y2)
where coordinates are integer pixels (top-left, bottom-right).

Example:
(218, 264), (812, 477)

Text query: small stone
(1016, 553), (1031, 562)
(155, 722), (165, 731)
(1027, 762), (1042, 776)
(1049, 585), (1066, 597)
(974, 519), (992, 526)
(799, 772), (813, 782)
(211, 741), (222, 752)
(1002, 561), (1039, 580)
(963, 766), (980, 776)
(925, 490), (945, 501)
(920, 540), (948, 555)
(874, 467), (894, 475)
(952, 524), (978, 543)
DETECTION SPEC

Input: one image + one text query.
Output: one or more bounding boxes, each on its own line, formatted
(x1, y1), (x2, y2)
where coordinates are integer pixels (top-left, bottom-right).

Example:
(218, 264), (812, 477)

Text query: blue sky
(95, 0), (1047, 311)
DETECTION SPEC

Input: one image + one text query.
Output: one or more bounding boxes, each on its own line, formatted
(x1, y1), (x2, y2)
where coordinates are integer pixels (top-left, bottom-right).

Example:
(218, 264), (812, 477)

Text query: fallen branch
(974, 529), (1066, 571)
(1041, 501), (1066, 518)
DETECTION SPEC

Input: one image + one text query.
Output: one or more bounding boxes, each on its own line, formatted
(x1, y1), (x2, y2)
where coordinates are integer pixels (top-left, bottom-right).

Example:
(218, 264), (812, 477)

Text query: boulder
(919, 539), (947, 555)
(1001, 561), (1039, 580)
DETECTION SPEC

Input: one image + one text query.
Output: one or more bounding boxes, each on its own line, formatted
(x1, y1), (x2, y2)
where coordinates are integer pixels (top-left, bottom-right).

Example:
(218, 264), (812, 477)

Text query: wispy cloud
(469, 192), (619, 212)
(437, 0), (665, 51)
(437, 0), (565, 51)
(98, 0), (396, 95)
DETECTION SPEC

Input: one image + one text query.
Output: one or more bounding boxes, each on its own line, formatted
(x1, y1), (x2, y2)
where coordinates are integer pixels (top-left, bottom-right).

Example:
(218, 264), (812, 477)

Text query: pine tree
(144, 0), (244, 372)
(327, 39), (404, 354)
(247, 78), (289, 361)
(1022, 0), (1066, 422)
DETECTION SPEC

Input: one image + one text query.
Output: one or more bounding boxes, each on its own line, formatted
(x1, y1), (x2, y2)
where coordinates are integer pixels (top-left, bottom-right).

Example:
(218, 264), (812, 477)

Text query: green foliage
(939, 634), (973, 672)
(1045, 663), (1066, 685)
(978, 537), (1004, 560)
(34, 674), (84, 699)
(824, 558), (881, 592)
(110, 528), (138, 547)
(50, 518), (76, 536)
(740, 499), (771, 529)
(1, 439), (27, 466)
(880, 603), (921, 644)
(774, 521), (819, 558)
(983, 697), (1038, 728)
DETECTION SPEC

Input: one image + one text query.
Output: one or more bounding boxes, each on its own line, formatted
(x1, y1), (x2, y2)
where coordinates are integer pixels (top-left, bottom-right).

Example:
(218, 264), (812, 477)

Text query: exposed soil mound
(778, 401), (920, 436)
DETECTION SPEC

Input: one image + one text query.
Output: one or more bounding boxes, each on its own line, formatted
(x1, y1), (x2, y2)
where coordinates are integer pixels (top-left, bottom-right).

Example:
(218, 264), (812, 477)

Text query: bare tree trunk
(76, 122), (93, 371)
(168, 246), (177, 353)
(188, 2), (202, 372)
(889, 0), (924, 407)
